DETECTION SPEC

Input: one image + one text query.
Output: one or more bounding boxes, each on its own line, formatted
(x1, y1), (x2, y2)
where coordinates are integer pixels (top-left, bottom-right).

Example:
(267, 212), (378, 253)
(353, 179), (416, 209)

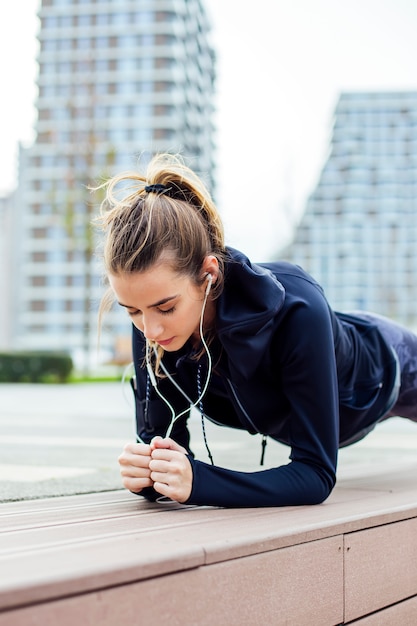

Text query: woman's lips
(157, 337), (175, 347)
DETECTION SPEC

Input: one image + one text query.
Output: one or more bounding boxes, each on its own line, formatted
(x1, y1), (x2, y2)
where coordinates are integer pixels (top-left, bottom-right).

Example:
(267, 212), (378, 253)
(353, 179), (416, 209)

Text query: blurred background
(0, 0), (416, 373)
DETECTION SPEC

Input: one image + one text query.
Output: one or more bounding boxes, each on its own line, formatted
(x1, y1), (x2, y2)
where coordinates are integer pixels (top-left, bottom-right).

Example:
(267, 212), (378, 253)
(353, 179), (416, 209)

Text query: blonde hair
(95, 153), (226, 367)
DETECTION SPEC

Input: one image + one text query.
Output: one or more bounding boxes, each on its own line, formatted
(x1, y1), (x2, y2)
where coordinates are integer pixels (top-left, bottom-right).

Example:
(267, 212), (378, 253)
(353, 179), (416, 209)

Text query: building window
(117, 58), (137, 71)
(154, 81), (172, 92)
(140, 81), (153, 93)
(42, 40), (56, 52)
(31, 228), (48, 239)
(135, 11), (153, 24)
(65, 275), (84, 286)
(30, 276), (47, 287)
(60, 15), (73, 28)
(156, 11), (175, 22)
(141, 34), (155, 46)
(116, 82), (136, 95)
(94, 104), (107, 118)
(113, 11), (130, 25)
(77, 38), (90, 50)
(95, 36), (108, 48)
(96, 14), (109, 25)
(28, 325), (46, 333)
(109, 105), (127, 119)
(67, 300), (84, 312)
(132, 103), (151, 117)
(155, 57), (173, 69)
(58, 61), (71, 73)
(154, 129), (174, 140)
(109, 128), (128, 142)
(53, 108), (70, 121)
(77, 14), (91, 27)
(40, 85), (55, 98)
(95, 83), (108, 95)
(155, 34), (172, 45)
(134, 128), (152, 141)
(31, 252), (47, 263)
(95, 59), (108, 72)
(59, 39), (73, 51)
(119, 35), (137, 49)
(154, 104), (171, 116)
(74, 83), (90, 96)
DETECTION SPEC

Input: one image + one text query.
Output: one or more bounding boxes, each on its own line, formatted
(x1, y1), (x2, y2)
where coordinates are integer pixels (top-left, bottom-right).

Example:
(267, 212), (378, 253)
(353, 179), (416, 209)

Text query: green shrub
(0, 351), (73, 383)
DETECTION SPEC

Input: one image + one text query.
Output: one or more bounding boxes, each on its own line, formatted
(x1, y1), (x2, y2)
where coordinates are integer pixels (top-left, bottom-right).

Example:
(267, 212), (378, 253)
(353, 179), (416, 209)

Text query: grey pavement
(0, 382), (416, 502)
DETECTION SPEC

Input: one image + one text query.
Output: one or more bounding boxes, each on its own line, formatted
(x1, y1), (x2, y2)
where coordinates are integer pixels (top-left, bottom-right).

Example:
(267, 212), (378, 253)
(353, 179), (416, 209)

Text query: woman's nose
(142, 317), (163, 341)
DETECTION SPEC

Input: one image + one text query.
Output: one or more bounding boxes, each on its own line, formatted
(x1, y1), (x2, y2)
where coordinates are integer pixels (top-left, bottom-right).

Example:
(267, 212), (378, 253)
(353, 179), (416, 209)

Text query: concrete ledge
(0, 461), (417, 625)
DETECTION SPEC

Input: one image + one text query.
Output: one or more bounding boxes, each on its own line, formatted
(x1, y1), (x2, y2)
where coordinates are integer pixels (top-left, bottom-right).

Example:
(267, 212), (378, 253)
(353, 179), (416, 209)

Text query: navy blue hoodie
(131, 248), (398, 507)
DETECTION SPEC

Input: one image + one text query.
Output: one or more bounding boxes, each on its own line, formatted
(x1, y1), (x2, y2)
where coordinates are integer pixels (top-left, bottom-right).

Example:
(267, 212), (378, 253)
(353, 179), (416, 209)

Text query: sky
(1, 0), (417, 260)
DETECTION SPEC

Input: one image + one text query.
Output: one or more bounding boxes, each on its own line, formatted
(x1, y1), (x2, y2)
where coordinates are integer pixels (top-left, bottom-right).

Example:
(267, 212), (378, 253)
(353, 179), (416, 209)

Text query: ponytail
(95, 154), (226, 361)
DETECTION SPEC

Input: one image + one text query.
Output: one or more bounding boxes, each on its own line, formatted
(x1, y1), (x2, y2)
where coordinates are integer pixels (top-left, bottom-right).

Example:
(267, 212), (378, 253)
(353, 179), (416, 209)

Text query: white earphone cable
(142, 275), (213, 439)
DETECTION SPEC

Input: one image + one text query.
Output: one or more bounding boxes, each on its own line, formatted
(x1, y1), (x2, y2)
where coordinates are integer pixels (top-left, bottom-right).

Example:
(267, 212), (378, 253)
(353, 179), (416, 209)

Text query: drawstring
(197, 362), (214, 465)
(135, 373), (152, 443)
(144, 373), (151, 429)
(260, 435), (267, 466)
(141, 362), (215, 466)
(142, 359), (264, 469)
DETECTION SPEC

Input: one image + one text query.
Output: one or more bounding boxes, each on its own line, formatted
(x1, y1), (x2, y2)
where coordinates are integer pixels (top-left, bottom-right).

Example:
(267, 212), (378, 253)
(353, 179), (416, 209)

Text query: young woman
(97, 153), (417, 508)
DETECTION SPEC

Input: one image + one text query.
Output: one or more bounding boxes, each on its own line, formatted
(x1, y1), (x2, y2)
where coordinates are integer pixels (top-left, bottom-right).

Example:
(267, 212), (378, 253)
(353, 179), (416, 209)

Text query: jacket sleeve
(185, 286), (339, 508)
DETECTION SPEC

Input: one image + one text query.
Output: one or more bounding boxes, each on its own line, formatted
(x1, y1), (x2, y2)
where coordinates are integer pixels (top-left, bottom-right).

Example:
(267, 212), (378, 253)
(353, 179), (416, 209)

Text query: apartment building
(15, 0), (216, 362)
(284, 92), (417, 328)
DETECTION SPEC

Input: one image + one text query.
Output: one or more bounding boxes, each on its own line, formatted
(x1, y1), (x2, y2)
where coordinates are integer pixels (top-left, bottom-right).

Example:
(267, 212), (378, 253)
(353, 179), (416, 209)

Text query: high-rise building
(283, 92), (417, 328)
(15, 0), (216, 362)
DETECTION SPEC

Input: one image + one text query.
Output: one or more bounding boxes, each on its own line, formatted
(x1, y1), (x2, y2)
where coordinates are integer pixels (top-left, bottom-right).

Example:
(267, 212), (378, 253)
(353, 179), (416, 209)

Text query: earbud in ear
(205, 273), (213, 296)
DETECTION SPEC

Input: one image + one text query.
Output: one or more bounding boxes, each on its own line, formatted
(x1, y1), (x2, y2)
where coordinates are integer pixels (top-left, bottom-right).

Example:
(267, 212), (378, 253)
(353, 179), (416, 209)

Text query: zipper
(225, 377), (259, 433)
(226, 378), (268, 465)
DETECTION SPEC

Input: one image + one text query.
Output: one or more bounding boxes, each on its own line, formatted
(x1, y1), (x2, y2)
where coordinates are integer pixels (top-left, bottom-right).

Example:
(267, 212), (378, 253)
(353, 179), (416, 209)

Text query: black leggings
(352, 312), (417, 421)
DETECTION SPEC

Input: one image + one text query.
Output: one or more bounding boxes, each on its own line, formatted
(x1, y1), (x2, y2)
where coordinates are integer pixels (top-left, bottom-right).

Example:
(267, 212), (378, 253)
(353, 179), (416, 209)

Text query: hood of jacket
(215, 248), (286, 379)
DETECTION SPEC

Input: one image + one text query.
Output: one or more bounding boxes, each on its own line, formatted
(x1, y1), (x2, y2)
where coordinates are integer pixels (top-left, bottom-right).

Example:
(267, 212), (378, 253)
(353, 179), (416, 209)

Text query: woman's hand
(149, 437), (193, 503)
(118, 442), (153, 493)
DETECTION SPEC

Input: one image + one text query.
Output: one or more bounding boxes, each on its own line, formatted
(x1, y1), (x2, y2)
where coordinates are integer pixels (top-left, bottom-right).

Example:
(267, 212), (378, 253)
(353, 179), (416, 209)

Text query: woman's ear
(201, 255), (219, 284)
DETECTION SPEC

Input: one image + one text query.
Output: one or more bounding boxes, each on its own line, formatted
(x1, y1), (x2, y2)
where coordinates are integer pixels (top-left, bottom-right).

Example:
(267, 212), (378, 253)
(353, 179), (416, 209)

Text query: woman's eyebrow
(148, 295), (178, 308)
(117, 295), (178, 310)
(117, 302), (139, 310)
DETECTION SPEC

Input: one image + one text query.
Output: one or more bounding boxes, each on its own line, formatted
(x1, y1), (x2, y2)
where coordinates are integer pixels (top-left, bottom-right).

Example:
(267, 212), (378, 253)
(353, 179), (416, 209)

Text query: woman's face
(109, 263), (214, 351)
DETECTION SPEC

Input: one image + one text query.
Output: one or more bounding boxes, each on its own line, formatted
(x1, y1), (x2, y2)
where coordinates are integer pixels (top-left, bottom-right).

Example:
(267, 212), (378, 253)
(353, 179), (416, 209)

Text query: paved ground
(0, 382), (416, 502)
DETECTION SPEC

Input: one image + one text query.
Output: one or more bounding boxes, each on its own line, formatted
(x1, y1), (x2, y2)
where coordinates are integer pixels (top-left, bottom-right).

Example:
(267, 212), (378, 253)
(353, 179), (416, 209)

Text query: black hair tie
(144, 183), (170, 195)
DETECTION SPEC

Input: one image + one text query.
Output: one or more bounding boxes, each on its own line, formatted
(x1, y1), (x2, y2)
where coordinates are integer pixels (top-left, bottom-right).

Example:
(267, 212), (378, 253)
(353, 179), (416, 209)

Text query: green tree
(49, 76), (116, 375)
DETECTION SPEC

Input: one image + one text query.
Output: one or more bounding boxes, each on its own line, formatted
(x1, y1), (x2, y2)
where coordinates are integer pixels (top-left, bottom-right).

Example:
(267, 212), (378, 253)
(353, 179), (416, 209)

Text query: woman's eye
(159, 307), (176, 315)
(127, 309), (141, 317)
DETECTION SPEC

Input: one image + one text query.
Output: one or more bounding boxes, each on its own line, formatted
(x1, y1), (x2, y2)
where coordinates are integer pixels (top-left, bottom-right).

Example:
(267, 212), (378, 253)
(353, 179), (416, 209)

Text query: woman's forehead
(109, 266), (192, 302)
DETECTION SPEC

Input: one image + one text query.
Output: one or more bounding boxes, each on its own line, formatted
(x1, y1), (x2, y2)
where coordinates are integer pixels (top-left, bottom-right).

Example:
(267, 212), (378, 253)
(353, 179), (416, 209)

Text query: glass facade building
(14, 0), (216, 361)
(284, 92), (417, 328)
